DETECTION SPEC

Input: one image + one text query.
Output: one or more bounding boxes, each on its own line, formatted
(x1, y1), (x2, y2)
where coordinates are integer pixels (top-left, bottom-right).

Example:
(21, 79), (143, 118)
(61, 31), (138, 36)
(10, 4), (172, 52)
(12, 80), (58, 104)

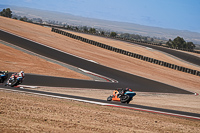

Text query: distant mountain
(1, 5), (200, 45)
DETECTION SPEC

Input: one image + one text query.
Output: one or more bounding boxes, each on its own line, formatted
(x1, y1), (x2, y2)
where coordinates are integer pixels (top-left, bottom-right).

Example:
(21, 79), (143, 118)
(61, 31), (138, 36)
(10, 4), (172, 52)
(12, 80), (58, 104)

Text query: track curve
(123, 39), (200, 66)
(0, 29), (193, 94)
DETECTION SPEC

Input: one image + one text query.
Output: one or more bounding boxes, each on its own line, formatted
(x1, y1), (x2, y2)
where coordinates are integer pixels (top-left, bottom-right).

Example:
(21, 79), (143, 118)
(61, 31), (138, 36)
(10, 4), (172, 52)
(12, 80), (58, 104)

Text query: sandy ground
(0, 16), (200, 132)
(0, 90), (200, 133)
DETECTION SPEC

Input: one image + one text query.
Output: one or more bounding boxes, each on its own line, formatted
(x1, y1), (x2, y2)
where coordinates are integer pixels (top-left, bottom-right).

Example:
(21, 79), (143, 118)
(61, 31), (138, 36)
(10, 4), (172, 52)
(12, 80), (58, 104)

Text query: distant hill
(1, 5), (200, 45)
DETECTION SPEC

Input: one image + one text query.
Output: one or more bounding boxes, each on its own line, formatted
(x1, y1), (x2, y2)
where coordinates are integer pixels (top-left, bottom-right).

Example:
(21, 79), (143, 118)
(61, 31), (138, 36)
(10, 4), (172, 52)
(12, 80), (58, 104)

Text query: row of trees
(0, 8), (12, 18)
(166, 36), (195, 50)
(119, 33), (156, 42)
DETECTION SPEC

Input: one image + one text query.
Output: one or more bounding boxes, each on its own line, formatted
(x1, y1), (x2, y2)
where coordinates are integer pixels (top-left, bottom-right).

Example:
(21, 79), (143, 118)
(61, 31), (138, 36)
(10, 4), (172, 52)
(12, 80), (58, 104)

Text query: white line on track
(78, 68), (118, 83)
(0, 87), (109, 105)
(17, 85), (38, 89)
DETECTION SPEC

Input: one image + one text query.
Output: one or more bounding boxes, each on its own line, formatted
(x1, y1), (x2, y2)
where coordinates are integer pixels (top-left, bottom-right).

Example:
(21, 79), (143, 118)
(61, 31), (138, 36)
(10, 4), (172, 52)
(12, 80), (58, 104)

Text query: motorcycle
(6, 73), (23, 87)
(107, 89), (136, 104)
(0, 71), (8, 83)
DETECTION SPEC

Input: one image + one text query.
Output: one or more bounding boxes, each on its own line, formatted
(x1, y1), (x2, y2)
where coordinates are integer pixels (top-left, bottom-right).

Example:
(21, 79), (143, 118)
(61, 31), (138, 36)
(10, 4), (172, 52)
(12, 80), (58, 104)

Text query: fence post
(197, 71), (200, 76)
(168, 63), (171, 68)
(193, 70), (197, 75)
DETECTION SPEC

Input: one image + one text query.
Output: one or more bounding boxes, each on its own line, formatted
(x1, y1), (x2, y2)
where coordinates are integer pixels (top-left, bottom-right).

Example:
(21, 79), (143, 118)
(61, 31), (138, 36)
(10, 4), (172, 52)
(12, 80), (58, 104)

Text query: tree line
(0, 8), (196, 49)
(166, 36), (195, 50)
(0, 8), (12, 18)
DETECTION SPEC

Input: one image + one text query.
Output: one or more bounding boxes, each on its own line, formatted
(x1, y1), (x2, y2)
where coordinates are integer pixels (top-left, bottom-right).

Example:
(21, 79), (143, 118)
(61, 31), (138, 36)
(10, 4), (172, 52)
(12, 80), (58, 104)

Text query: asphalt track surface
(0, 29), (195, 94)
(0, 86), (200, 120)
(97, 32), (200, 66)
(125, 40), (200, 66)
(62, 29), (200, 66)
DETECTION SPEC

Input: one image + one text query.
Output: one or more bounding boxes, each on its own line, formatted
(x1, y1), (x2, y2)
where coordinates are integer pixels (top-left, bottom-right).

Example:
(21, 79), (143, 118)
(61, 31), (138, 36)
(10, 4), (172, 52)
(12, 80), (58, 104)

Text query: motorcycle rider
(5, 71), (25, 86)
(18, 71), (25, 79)
(117, 88), (132, 96)
(108, 88), (135, 103)
(0, 71), (8, 75)
(0, 71), (8, 83)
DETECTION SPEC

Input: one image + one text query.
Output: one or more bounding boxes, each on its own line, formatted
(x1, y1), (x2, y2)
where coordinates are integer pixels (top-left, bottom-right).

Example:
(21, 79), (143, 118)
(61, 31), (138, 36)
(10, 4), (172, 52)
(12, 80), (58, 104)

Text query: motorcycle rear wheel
(0, 78), (3, 83)
(120, 95), (130, 103)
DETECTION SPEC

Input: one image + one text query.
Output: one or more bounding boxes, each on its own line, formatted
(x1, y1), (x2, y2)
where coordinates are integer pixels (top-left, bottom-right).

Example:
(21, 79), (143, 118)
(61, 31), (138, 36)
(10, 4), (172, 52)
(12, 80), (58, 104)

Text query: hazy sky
(1, 0), (200, 33)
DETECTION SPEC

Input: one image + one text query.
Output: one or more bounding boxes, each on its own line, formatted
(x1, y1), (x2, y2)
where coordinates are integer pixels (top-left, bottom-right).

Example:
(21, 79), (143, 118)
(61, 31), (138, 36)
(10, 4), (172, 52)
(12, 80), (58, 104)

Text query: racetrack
(0, 29), (193, 94)
(125, 39), (200, 66)
(1, 28), (200, 120)
(65, 29), (200, 67)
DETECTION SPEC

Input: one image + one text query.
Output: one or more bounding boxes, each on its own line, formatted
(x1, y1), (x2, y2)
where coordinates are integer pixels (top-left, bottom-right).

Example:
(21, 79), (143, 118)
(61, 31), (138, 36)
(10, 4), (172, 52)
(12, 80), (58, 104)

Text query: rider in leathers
(5, 71), (25, 86)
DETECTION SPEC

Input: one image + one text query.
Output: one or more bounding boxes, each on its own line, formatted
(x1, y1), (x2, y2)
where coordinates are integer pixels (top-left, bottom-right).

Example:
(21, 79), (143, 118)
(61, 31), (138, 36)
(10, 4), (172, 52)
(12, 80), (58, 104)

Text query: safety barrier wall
(51, 28), (200, 77)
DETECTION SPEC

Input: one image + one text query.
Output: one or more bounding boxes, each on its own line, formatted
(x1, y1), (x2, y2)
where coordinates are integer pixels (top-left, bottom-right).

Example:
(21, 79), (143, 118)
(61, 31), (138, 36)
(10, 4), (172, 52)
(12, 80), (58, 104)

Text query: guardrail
(51, 28), (200, 77)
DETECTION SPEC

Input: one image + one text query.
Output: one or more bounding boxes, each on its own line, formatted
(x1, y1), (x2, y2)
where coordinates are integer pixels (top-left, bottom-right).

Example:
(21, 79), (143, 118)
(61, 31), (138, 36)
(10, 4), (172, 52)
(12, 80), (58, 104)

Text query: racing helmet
(19, 71), (24, 77)
(20, 71), (24, 75)
(126, 88), (132, 92)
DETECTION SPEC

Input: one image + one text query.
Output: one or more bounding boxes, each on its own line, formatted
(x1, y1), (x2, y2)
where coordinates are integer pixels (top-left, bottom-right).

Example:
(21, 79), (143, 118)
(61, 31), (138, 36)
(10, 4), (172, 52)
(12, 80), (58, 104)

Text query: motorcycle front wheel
(107, 96), (113, 101)
(10, 79), (19, 87)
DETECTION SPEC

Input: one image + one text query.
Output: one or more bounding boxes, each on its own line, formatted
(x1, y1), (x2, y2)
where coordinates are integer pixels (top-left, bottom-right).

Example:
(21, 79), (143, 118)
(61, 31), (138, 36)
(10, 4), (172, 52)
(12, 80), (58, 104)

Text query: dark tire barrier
(51, 28), (200, 77)
(48, 23), (200, 54)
